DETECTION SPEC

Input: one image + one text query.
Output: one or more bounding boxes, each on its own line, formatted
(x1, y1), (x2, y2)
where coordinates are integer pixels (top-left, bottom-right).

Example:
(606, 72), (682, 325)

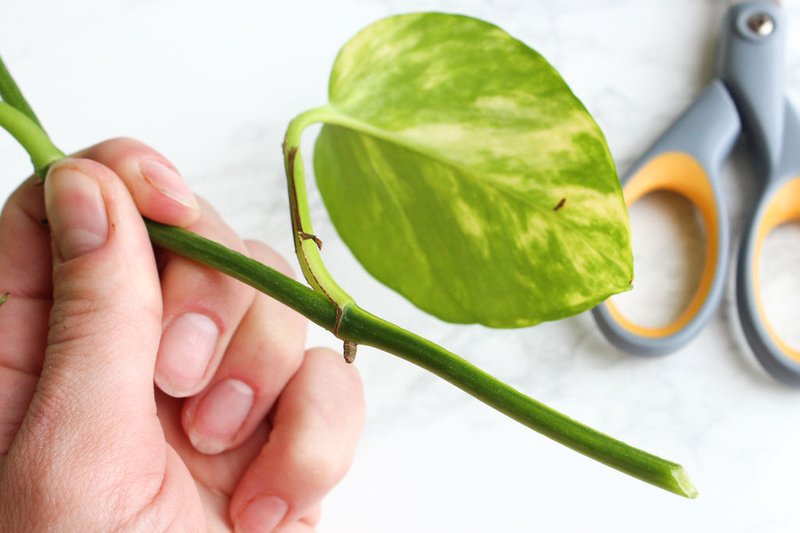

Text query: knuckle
(106, 135), (143, 147)
(312, 348), (366, 436)
(245, 344), (302, 394)
(307, 347), (365, 396)
(53, 157), (111, 181)
(47, 291), (106, 348)
(49, 262), (161, 339)
(94, 136), (149, 161)
(282, 439), (350, 492)
(84, 137), (162, 175)
(195, 196), (223, 221)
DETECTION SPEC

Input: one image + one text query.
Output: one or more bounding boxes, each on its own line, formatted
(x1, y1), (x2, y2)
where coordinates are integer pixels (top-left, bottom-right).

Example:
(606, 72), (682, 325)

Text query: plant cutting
(0, 12), (697, 499)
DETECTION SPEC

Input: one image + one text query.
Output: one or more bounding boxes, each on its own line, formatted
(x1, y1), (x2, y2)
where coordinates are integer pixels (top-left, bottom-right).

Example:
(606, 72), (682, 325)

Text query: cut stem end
(671, 466), (699, 499)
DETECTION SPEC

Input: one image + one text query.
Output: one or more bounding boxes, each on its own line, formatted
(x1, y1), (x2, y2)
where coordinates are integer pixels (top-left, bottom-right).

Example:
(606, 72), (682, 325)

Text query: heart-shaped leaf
(312, 12), (632, 327)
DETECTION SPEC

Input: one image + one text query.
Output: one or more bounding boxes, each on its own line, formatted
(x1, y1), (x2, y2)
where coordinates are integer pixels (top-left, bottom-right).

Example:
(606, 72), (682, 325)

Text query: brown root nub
(298, 231), (323, 250)
(343, 341), (357, 364)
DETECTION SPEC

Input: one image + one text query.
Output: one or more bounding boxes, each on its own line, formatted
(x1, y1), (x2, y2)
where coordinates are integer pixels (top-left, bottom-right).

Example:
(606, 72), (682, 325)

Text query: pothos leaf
(312, 12), (632, 327)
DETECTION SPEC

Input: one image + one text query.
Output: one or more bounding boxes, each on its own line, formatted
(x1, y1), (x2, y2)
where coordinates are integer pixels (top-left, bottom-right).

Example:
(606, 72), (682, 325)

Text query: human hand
(0, 138), (364, 532)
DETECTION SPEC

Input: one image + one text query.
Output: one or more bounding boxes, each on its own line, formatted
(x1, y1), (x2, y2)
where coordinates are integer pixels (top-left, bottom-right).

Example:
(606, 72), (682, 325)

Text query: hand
(0, 138), (364, 532)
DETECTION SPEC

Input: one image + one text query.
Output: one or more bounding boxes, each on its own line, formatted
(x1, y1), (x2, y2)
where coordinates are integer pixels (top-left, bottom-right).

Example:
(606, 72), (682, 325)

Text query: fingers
(0, 177), (53, 376)
(75, 137), (254, 397)
(154, 199), (256, 397)
(182, 240), (307, 454)
(0, 177), (58, 456)
(76, 137), (200, 227)
(229, 348), (364, 533)
(1, 158), (169, 526)
(16, 158), (163, 442)
(0, 298), (47, 456)
(0, 176), (52, 299)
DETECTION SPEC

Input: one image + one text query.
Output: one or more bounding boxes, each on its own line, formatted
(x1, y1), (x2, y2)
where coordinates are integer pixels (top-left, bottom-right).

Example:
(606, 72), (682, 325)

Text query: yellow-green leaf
(313, 12), (632, 327)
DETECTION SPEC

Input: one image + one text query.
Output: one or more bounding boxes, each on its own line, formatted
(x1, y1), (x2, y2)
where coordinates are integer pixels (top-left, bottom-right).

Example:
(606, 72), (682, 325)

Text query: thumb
(29, 158), (163, 434)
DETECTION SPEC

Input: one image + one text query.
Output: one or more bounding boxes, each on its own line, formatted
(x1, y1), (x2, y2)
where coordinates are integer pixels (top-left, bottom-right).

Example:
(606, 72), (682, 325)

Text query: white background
(2, 1), (800, 532)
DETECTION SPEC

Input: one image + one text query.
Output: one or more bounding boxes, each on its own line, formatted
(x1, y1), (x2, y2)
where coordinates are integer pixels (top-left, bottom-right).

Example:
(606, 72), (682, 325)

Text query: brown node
(298, 231), (323, 250)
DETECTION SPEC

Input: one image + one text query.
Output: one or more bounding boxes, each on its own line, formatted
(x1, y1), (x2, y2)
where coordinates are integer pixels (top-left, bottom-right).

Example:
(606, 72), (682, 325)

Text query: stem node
(298, 231), (323, 250)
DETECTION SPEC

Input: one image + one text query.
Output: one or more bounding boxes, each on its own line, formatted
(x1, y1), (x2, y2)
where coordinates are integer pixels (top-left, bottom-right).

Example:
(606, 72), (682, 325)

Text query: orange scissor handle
(604, 153), (725, 337)
(736, 176), (800, 382)
(592, 81), (739, 356)
(753, 178), (800, 359)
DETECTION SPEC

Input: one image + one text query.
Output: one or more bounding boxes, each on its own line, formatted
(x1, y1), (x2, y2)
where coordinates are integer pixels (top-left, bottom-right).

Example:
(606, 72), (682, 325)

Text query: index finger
(75, 137), (200, 228)
(0, 176), (51, 299)
(0, 176), (52, 375)
(0, 176), (52, 455)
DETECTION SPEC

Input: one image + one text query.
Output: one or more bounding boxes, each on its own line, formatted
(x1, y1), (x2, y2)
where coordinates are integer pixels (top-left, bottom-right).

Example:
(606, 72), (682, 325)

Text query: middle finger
(182, 240), (307, 454)
(155, 198), (255, 397)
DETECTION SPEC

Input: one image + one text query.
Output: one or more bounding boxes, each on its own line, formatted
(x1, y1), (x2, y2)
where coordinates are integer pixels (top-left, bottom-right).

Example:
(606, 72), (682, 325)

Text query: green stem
(339, 305), (696, 498)
(283, 106), (355, 312)
(0, 102), (63, 176)
(0, 55), (44, 131)
(145, 220), (338, 329)
(146, 219), (697, 499)
(0, 62), (697, 499)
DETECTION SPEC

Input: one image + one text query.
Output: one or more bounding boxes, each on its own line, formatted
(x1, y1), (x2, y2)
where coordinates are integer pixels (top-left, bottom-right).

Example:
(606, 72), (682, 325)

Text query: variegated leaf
(313, 12), (632, 327)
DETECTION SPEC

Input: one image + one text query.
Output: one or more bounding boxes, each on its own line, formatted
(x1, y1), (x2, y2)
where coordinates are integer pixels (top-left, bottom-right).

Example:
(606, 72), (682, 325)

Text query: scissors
(592, 1), (800, 385)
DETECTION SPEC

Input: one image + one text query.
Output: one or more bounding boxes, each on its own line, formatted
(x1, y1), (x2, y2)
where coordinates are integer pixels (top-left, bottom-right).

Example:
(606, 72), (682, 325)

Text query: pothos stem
(0, 54), (44, 131)
(283, 106), (356, 352)
(0, 101), (63, 175)
(145, 221), (697, 499)
(0, 55), (698, 498)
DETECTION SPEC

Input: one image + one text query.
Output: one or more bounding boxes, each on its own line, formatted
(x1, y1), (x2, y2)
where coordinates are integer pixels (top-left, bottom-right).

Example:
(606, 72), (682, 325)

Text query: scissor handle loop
(593, 154), (729, 355)
(737, 176), (800, 384)
(592, 82), (739, 356)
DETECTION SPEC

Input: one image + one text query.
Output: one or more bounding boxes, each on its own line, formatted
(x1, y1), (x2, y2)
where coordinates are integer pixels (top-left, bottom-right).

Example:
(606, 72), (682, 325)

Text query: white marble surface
(2, 1), (800, 531)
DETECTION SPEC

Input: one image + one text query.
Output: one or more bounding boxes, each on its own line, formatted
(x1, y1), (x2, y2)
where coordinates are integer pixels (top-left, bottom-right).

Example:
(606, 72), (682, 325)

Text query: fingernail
(139, 159), (198, 209)
(235, 496), (288, 533)
(44, 166), (108, 261)
(156, 313), (219, 396)
(188, 378), (254, 454)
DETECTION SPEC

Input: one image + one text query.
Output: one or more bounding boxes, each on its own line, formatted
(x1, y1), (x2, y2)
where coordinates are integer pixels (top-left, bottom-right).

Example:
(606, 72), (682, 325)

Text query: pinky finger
(229, 348), (364, 533)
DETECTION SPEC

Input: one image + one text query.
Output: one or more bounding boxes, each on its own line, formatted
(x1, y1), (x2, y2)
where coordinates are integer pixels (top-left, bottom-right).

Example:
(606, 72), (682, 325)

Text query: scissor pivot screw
(747, 13), (774, 37)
